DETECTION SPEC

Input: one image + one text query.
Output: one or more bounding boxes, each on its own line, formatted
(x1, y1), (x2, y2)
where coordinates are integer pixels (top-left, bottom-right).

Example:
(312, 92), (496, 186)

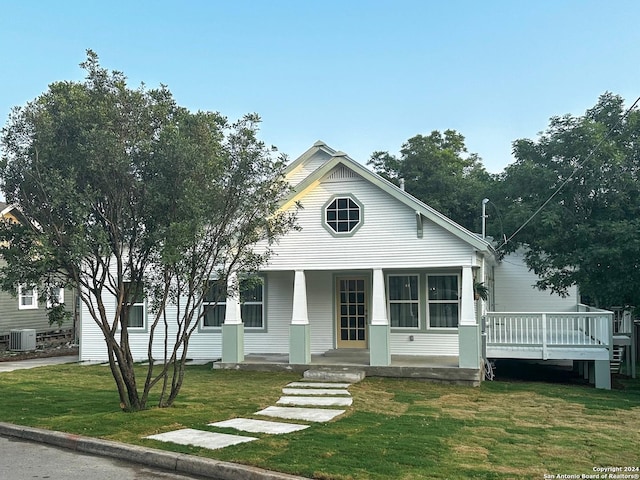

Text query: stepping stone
(287, 381), (352, 388)
(145, 428), (256, 450)
(256, 406), (345, 422)
(282, 387), (350, 396)
(277, 396), (353, 407)
(209, 418), (309, 434)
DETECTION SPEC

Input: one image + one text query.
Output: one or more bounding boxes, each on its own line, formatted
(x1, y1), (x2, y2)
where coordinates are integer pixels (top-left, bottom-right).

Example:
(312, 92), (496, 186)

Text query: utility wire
(496, 96), (640, 251)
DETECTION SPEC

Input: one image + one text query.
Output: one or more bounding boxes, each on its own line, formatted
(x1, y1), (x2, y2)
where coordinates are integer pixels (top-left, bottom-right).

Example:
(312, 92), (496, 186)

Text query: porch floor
(213, 352), (481, 386)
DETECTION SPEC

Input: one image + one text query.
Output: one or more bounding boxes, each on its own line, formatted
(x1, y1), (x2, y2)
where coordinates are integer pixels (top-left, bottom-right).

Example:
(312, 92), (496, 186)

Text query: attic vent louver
(327, 165), (357, 181)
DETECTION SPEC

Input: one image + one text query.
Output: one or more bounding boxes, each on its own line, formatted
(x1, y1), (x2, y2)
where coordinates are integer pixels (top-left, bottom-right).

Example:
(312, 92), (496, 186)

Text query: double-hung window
(427, 275), (459, 328)
(202, 277), (264, 329)
(123, 281), (145, 329)
(46, 286), (64, 308)
(388, 275), (419, 328)
(18, 285), (38, 310)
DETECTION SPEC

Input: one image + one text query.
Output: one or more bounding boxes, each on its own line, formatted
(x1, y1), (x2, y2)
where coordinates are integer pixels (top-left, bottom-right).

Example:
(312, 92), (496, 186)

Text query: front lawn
(0, 363), (638, 479)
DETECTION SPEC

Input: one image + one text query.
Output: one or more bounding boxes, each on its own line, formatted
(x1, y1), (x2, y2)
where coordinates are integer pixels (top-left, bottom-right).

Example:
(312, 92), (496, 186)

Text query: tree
(497, 92), (640, 309)
(0, 51), (296, 411)
(368, 130), (496, 231)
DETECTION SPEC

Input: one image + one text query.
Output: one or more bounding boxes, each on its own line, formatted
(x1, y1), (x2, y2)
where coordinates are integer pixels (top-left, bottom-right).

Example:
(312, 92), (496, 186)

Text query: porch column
(289, 270), (311, 364)
(369, 268), (391, 366)
(458, 265), (480, 369)
(222, 271), (244, 363)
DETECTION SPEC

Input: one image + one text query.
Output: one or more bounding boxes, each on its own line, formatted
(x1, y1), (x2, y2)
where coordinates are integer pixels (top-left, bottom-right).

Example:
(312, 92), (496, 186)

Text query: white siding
(306, 271), (336, 353)
(285, 150), (333, 187)
(493, 251), (579, 312)
(390, 332), (459, 356)
(268, 167), (476, 271)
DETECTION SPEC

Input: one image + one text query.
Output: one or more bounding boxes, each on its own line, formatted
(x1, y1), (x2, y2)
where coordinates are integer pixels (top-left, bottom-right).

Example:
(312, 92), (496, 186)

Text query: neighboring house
(0, 202), (76, 339)
(78, 142), (613, 388)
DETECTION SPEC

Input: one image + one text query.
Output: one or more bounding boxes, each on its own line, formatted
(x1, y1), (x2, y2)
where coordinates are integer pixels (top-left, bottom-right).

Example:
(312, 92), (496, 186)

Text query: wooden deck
(485, 312), (612, 361)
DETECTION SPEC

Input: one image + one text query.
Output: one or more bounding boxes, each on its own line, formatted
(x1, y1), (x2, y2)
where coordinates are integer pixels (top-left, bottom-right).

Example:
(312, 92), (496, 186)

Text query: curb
(0, 422), (310, 480)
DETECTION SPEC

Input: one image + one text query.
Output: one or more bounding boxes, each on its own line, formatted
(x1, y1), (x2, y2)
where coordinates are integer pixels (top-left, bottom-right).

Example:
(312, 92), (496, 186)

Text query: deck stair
(611, 345), (625, 373)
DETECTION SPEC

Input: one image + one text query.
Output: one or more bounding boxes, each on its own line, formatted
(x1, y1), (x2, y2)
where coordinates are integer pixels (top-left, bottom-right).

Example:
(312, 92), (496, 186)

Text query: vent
(9, 329), (36, 351)
(326, 165), (357, 182)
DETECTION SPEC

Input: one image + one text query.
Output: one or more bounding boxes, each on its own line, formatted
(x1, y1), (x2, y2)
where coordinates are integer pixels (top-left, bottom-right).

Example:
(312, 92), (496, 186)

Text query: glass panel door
(336, 277), (367, 348)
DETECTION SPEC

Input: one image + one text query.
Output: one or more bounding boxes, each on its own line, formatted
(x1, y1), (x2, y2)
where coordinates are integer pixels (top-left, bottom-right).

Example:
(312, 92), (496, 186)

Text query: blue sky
(1, 1), (638, 173)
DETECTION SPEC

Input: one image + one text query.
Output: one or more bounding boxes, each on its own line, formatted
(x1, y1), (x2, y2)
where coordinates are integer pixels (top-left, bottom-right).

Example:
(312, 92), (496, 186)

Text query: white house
(79, 141), (613, 388)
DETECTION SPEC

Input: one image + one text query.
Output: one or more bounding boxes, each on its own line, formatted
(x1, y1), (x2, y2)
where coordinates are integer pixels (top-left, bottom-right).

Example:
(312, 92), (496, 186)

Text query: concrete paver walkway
(210, 418), (309, 434)
(145, 370), (362, 451)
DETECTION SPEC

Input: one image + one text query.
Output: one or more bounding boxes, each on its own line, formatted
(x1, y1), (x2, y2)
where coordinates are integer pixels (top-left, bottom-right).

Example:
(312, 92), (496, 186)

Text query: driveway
(0, 355), (79, 372)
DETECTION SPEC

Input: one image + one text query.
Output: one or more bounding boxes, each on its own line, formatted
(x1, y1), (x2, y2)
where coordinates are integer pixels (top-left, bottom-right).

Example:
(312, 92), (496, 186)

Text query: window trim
(46, 286), (65, 309)
(322, 194), (364, 237)
(387, 274), (420, 330)
(122, 281), (146, 331)
(200, 276), (266, 332)
(18, 285), (38, 310)
(426, 273), (460, 330)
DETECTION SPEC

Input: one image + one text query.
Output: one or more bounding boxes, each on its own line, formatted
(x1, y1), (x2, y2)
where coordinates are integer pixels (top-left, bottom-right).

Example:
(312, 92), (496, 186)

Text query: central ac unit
(9, 329), (36, 351)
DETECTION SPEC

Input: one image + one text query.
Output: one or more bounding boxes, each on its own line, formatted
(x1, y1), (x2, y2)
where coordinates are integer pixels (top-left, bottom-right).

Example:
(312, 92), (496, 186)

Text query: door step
(303, 367), (365, 383)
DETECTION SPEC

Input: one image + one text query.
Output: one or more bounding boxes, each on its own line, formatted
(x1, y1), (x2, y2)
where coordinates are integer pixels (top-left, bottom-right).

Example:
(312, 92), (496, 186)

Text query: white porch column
(289, 270), (311, 364)
(458, 265), (480, 369)
(222, 271), (244, 363)
(369, 268), (391, 366)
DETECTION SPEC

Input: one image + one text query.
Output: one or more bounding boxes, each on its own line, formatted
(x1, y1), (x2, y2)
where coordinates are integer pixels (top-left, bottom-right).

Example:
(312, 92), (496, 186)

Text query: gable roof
(282, 141), (494, 254)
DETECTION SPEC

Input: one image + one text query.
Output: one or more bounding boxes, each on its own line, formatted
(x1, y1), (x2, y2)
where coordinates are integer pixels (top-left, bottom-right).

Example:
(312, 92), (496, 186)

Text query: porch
(484, 311), (613, 389)
(213, 350), (482, 386)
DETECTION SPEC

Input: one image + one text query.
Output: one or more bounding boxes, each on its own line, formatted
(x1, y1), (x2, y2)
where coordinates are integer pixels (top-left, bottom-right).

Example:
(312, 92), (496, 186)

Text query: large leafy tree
(0, 51), (296, 411)
(368, 130), (496, 231)
(497, 93), (640, 309)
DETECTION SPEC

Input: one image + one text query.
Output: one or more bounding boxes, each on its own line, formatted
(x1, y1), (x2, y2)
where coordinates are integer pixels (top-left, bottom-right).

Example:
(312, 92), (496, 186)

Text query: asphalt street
(0, 434), (208, 480)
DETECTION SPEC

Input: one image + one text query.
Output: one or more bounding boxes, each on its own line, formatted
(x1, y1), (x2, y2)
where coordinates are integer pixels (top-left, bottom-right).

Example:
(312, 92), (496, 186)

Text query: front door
(336, 277), (367, 348)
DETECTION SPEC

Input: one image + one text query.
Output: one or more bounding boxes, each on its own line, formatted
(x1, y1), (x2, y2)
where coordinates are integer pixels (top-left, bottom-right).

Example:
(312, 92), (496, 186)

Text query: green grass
(1, 363), (639, 479)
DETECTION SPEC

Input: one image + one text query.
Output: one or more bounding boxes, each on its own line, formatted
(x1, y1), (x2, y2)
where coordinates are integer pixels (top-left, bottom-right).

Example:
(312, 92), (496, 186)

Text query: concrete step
(303, 367), (365, 383)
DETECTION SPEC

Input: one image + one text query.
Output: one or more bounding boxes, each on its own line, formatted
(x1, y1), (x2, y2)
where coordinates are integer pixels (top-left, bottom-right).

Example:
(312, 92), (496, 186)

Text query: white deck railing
(485, 312), (613, 354)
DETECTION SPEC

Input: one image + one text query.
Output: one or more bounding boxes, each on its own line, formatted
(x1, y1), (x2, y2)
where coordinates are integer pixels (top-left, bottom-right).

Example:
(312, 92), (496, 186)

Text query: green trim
(321, 194), (364, 238)
(222, 323), (244, 363)
(283, 141), (336, 176)
(369, 324), (391, 366)
(458, 324), (480, 369)
(289, 324), (311, 364)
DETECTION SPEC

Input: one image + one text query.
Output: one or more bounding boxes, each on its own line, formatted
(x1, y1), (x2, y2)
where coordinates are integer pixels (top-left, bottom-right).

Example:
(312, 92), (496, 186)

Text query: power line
(496, 96), (640, 251)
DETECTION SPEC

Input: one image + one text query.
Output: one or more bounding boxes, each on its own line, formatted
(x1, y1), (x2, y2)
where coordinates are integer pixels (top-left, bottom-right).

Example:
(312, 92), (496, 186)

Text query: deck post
(541, 314), (548, 360)
(222, 271), (245, 363)
(289, 270), (311, 365)
(459, 266), (480, 369)
(594, 360), (611, 390)
(369, 268), (391, 366)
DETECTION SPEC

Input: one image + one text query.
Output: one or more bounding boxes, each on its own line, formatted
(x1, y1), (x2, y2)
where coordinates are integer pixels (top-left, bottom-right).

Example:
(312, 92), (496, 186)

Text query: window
(427, 275), (459, 328)
(18, 285), (38, 310)
(388, 275), (419, 328)
(325, 196), (361, 234)
(202, 277), (264, 329)
(123, 281), (145, 329)
(46, 286), (64, 308)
